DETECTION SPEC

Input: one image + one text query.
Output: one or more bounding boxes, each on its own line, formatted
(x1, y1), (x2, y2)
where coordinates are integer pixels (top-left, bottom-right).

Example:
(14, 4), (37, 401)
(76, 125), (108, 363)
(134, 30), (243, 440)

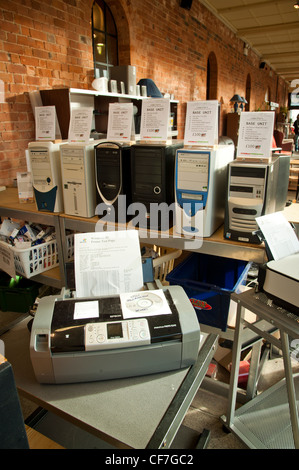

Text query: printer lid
(50, 289), (182, 354)
(267, 253), (299, 282)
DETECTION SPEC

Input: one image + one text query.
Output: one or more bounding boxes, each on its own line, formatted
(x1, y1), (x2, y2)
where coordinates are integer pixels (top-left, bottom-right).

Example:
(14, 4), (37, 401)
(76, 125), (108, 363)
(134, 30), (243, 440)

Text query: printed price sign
(237, 112), (275, 159)
(140, 98), (170, 142)
(184, 100), (218, 146)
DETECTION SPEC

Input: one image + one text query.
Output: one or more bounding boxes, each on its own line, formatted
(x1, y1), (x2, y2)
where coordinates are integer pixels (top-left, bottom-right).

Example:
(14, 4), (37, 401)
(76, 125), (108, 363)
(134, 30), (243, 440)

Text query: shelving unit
(2, 188), (298, 291)
(0, 187), (272, 291)
(0, 189), (64, 289)
(29, 87), (179, 140)
(58, 212), (267, 265)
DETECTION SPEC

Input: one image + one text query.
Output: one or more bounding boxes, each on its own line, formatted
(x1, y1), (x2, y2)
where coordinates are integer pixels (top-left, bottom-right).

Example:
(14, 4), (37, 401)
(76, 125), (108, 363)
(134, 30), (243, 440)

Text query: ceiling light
(294, 1), (299, 8)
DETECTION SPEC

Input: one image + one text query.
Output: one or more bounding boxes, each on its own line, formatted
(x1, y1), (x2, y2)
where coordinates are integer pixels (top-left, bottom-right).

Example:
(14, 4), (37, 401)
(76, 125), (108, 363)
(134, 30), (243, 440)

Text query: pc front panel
(60, 141), (102, 218)
(28, 141), (64, 213)
(95, 141), (132, 222)
(175, 145), (234, 237)
(224, 158), (280, 243)
(130, 141), (184, 230)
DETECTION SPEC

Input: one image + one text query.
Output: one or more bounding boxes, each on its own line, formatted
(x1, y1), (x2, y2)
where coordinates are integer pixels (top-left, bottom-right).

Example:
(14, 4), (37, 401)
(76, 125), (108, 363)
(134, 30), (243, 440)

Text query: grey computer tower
(109, 65), (136, 95)
(60, 142), (102, 218)
(224, 155), (290, 244)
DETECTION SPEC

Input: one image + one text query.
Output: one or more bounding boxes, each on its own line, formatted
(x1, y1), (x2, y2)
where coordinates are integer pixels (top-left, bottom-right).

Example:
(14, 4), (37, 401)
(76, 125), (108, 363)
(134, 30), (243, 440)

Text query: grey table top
(3, 317), (211, 449)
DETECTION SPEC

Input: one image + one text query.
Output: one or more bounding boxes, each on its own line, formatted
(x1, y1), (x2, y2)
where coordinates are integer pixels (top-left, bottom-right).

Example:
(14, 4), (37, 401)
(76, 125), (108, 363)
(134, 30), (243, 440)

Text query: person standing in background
(294, 114), (299, 152)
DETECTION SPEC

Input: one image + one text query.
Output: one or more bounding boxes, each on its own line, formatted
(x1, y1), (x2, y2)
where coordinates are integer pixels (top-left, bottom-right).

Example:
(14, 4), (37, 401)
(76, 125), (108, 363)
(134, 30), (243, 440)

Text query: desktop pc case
(28, 141), (64, 213)
(60, 141), (102, 218)
(130, 141), (184, 230)
(95, 142), (132, 222)
(109, 65), (136, 95)
(174, 145), (234, 238)
(224, 155), (290, 244)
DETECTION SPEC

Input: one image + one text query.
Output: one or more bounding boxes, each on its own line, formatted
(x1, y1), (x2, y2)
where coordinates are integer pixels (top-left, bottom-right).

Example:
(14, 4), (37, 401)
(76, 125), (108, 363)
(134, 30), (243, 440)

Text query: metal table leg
(223, 300), (245, 429)
(281, 331), (299, 448)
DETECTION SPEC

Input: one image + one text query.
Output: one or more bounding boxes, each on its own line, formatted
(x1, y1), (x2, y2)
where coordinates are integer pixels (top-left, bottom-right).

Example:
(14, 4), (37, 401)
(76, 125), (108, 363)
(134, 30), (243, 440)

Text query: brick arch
(86, 0), (131, 65)
(206, 52), (218, 100)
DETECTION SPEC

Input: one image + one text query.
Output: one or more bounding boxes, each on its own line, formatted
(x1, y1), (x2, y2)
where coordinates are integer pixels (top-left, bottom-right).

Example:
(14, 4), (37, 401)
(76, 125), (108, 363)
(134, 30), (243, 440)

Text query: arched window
(92, 0), (118, 78)
(206, 52), (218, 100)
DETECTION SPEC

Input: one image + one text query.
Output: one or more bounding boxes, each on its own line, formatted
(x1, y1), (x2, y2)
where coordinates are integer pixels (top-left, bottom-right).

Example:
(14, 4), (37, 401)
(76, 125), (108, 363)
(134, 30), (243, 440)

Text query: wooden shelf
(3, 188), (299, 287)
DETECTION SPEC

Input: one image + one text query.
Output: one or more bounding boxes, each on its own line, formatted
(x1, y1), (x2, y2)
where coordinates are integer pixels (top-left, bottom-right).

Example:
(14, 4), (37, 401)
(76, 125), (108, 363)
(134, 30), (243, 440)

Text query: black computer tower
(130, 141), (183, 230)
(95, 142), (132, 223)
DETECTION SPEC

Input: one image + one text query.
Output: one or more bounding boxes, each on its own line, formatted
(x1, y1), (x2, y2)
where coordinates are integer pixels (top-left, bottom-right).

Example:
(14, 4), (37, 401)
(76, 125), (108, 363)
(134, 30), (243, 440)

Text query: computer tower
(95, 141), (132, 223)
(224, 155), (289, 244)
(275, 154), (291, 211)
(175, 145), (234, 238)
(60, 141), (103, 218)
(28, 141), (63, 212)
(109, 65), (136, 95)
(130, 141), (184, 230)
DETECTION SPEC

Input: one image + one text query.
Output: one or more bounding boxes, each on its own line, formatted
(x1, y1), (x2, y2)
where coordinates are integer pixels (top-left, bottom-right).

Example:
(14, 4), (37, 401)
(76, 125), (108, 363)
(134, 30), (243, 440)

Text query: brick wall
(0, 0), (289, 187)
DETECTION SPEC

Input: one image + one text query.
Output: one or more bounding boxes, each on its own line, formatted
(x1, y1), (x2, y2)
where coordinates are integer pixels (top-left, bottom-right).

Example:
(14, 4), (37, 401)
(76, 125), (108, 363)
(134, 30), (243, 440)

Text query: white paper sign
(0, 241), (16, 278)
(17, 172), (34, 203)
(74, 230), (143, 298)
(68, 107), (93, 144)
(107, 102), (134, 142)
(74, 300), (99, 320)
(140, 98), (170, 142)
(237, 112), (275, 159)
(35, 106), (56, 141)
(184, 100), (219, 146)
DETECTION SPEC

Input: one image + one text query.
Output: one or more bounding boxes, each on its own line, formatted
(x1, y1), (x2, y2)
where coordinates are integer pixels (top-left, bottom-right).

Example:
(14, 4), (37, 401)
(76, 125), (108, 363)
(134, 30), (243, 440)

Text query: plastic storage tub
(166, 253), (251, 331)
(0, 273), (40, 313)
(1, 234), (74, 279)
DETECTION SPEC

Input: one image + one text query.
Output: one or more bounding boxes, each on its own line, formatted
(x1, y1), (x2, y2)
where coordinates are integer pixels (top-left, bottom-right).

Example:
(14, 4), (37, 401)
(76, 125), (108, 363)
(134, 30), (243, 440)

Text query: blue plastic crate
(166, 253), (251, 331)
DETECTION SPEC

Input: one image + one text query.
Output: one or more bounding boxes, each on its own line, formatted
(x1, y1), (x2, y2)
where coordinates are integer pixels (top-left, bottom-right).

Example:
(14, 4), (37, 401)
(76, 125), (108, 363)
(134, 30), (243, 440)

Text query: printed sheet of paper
(107, 102), (134, 142)
(74, 300), (99, 320)
(184, 100), (218, 146)
(237, 112), (275, 159)
(140, 98), (170, 142)
(17, 172), (34, 203)
(35, 106), (56, 141)
(256, 211), (299, 260)
(68, 107), (93, 144)
(74, 230), (143, 298)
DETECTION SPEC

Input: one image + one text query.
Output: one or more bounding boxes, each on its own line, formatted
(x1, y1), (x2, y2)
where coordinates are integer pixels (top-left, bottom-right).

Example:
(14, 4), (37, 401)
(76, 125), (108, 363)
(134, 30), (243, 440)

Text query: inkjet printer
(255, 212), (299, 315)
(30, 285), (201, 384)
(258, 253), (299, 315)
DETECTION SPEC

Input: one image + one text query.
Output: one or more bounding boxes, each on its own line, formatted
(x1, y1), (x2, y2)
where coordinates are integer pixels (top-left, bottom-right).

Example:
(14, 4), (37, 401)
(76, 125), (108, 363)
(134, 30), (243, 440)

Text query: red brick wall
(0, 0), (289, 187)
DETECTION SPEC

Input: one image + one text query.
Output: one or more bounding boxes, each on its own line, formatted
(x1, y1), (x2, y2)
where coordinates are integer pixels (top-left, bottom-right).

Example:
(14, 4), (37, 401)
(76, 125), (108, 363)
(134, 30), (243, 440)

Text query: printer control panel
(85, 318), (151, 351)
